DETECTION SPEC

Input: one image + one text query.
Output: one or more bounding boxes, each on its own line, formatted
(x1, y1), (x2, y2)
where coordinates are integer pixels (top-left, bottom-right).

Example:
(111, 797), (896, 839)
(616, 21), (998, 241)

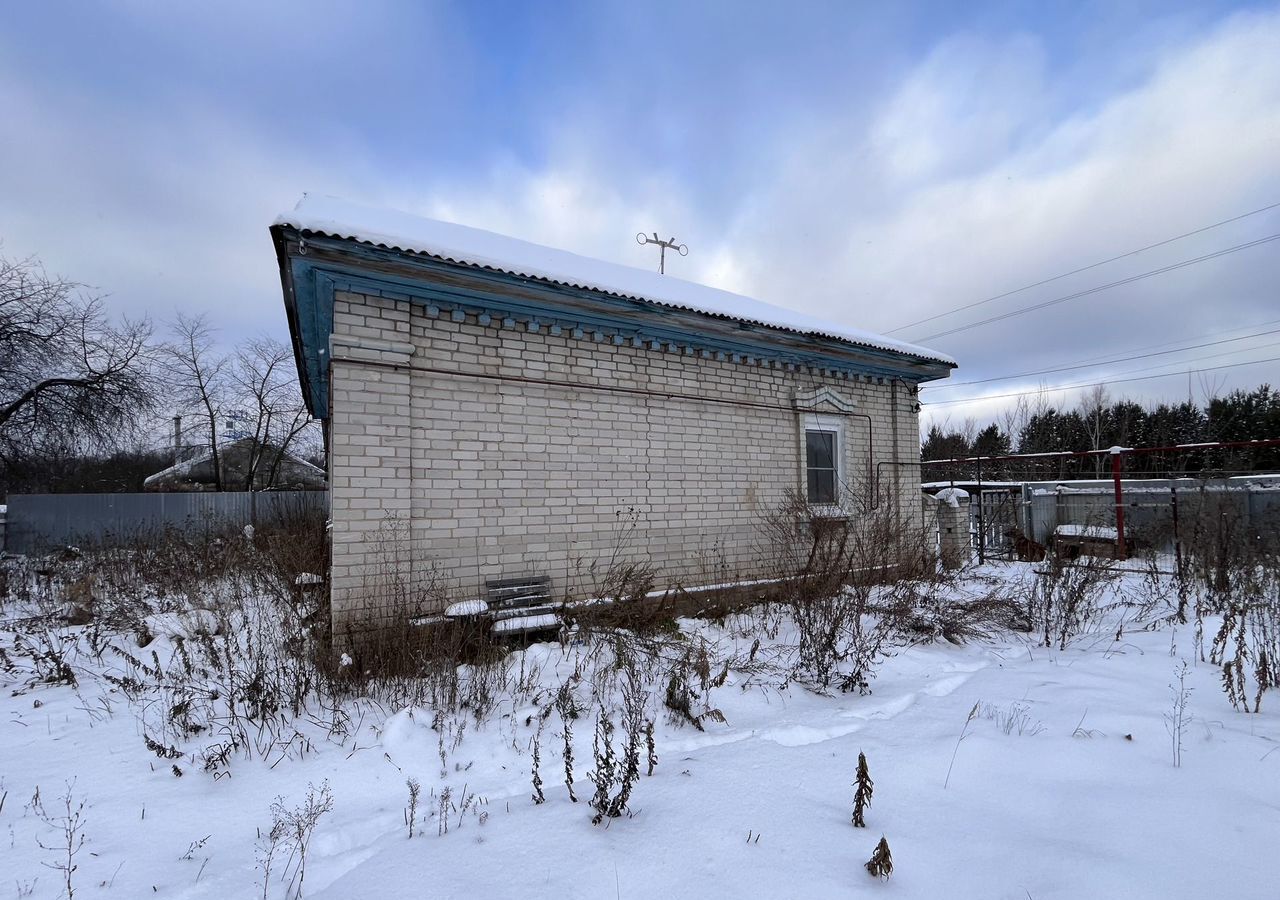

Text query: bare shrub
(1208, 564), (1279, 713)
(1181, 487), (1255, 600)
(1125, 537), (1185, 623)
(1027, 551), (1119, 650)
(12, 629), (78, 687)
(880, 577), (1030, 645)
(1165, 662), (1192, 767)
(252, 497), (329, 607)
(106, 583), (326, 774)
(587, 674), (646, 825)
(36, 781), (87, 900)
(259, 781), (333, 900)
(0, 516), (345, 777)
(1178, 494), (1280, 713)
(577, 506), (655, 602)
(644, 719), (657, 776)
(756, 489), (936, 690)
(561, 505), (667, 635)
(561, 585), (676, 638)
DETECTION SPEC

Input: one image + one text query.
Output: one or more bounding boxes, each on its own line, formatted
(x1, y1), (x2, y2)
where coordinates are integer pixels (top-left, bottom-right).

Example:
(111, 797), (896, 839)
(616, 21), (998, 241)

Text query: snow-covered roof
(922, 481), (1026, 490)
(1056, 524), (1119, 539)
(934, 487), (970, 507)
(274, 195), (955, 367)
(143, 437), (323, 487)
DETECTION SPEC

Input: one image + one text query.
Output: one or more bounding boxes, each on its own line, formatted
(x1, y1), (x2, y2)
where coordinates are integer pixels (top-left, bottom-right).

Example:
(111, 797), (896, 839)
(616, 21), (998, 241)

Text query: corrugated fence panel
(3, 492), (328, 554)
(1021, 479), (1280, 549)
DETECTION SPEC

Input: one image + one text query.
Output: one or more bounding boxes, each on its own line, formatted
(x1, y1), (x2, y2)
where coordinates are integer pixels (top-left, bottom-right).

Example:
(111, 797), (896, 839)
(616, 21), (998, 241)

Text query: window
(806, 427), (838, 505)
(798, 395), (855, 511)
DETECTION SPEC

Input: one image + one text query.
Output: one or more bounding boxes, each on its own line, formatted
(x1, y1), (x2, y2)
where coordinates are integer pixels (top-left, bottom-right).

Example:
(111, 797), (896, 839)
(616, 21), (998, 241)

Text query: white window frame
(803, 412), (845, 514)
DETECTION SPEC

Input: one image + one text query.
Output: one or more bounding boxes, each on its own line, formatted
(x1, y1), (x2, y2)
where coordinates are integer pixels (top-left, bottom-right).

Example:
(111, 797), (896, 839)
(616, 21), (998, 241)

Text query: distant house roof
(271, 195), (957, 416)
(144, 436), (324, 492)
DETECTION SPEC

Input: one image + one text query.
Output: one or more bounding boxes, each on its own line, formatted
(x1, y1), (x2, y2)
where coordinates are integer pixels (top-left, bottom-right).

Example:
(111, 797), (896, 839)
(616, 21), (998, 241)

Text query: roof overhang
(272, 226), (956, 420)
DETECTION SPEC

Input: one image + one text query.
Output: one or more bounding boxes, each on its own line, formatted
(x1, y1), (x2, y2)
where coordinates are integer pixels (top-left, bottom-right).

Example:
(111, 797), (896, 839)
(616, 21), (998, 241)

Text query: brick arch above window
(793, 386), (858, 414)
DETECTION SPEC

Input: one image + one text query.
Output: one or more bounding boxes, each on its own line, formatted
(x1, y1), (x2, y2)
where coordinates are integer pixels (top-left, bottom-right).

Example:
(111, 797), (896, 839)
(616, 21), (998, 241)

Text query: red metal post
(1110, 450), (1127, 560)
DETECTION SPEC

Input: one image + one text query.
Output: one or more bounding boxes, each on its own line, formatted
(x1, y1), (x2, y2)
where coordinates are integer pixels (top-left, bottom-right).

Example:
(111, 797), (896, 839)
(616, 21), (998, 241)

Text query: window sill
(805, 504), (849, 521)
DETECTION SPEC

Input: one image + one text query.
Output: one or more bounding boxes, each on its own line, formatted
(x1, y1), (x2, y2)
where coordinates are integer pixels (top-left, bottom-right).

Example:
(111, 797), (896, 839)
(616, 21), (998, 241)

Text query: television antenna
(636, 232), (688, 274)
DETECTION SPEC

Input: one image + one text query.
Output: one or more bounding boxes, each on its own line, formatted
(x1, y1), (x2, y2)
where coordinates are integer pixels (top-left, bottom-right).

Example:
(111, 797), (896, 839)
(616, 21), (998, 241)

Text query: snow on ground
(3, 563), (1278, 899)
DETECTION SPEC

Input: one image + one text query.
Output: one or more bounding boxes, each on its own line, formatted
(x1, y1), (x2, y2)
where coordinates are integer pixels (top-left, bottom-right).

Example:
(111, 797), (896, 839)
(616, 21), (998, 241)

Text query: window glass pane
(806, 430), (835, 469)
(806, 428), (838, 504)
(809, 469), (836, 504)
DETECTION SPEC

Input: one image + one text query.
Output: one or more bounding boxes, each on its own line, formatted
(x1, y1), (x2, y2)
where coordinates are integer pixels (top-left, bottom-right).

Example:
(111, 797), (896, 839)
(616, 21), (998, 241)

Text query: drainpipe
(890, 379), (901, 519)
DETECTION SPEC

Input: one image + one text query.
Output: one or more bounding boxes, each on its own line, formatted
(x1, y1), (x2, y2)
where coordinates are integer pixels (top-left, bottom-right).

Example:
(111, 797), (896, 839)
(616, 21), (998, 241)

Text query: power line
(1063, 316), (1280, 368)
(923, 325), (1280, 390)
(886, 200), (1280, 335)
(914, 232), (1280, 342)
(1011, 339), (1280, 388)
(923, 353), (1280, 407)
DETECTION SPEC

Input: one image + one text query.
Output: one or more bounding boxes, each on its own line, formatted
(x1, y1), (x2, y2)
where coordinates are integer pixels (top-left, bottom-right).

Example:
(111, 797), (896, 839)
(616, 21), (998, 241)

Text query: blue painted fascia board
(274, 228), (951, 418)
(286, 258), (335, 417)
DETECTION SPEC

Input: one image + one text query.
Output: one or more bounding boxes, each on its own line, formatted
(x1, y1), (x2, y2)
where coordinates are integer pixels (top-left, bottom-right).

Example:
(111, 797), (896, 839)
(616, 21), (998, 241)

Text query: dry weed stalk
(865, 836), (893, 879)
(531, 719), (546, 805)
(1164, 662), (1192, 767)
(404, 778), (420, 838)
(260, 781), (333, 900)
(852, 751), (873, 828)
(36, 781), (87, 900)
(944, 702), (980, 789)
(587, 674), (647, 824)
(1029, 545), (1119, 650)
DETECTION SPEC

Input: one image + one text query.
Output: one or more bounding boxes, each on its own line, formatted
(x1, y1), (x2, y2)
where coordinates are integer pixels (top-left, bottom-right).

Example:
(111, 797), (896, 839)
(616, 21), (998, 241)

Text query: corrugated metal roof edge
(281, 222), (957, 369)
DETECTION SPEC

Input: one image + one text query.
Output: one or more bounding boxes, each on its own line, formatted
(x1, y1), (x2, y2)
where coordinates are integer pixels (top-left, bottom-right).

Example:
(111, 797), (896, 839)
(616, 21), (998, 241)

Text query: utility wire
(923, 353), (1280, 407)
(959, 338), (1280, 391)
(1063, 316), (1280, 368)
(886, 200), (1280, 335)
(914, 232), (1280, 342)
(923, 325), (1280, 390)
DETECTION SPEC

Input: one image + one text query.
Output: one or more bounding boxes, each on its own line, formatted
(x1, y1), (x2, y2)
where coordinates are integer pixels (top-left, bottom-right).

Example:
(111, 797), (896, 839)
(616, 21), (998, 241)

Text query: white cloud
(698, 9), (1280, 425)
(1, 3), (1276, 436)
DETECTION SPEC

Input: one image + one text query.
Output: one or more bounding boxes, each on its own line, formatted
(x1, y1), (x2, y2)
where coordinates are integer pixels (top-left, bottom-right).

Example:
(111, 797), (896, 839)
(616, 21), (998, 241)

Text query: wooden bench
(437, 575), (560, 636)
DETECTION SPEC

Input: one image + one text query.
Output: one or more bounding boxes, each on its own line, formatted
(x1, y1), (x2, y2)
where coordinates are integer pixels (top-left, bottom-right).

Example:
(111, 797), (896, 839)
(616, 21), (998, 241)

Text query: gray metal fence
(1022, 477), (1280, 549)
(3, 491), (328, 554)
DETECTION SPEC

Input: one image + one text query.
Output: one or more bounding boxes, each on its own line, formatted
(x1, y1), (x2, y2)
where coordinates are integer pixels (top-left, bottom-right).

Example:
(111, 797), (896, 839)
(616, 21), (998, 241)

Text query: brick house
(271, 196), (955, 641)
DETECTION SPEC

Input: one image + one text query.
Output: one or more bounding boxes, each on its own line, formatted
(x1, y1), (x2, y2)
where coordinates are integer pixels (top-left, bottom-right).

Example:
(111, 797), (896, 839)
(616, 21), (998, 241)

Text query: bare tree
(0, 255), (153, 462)
(232, 337), (315, 490)
(162, 314), (230, 490)
(1078, 384), (1109, 477)
(1000, 395), (1036, 453)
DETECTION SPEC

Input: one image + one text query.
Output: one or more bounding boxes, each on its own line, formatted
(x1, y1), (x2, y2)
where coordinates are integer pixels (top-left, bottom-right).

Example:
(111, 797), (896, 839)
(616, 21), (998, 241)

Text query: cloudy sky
(2, 1), (1278, 431)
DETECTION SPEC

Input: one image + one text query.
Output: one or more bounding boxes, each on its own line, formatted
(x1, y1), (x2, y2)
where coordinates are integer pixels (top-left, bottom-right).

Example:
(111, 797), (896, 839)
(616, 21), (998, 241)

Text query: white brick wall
(327, 291), (925, 636)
